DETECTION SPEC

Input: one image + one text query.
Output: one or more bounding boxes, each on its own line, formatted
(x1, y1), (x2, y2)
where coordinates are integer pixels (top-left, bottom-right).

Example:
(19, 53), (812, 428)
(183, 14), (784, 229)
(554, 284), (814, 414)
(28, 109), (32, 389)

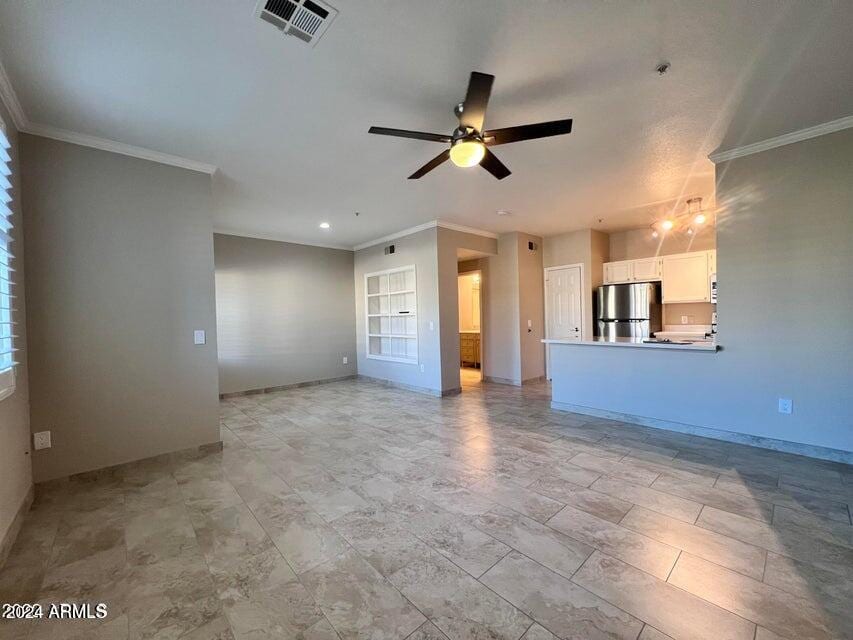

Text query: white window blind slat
(0, 124), (17, 400)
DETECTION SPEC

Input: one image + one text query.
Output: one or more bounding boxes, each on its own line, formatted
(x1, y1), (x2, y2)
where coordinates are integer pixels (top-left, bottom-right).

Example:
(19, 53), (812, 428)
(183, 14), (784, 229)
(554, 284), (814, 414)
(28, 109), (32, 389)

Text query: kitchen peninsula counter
(543, 337), (718, 352)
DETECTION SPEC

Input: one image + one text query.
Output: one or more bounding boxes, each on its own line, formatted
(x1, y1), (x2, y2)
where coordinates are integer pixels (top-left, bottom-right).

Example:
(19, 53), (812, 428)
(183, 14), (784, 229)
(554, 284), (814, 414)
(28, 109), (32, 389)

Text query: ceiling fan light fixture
(449, 139), (486, 168)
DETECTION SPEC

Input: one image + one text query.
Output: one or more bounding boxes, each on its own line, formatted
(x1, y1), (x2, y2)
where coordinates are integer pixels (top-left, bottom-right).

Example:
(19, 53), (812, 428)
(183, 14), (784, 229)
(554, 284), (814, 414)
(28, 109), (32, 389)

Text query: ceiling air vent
(256, 0), (338, 47)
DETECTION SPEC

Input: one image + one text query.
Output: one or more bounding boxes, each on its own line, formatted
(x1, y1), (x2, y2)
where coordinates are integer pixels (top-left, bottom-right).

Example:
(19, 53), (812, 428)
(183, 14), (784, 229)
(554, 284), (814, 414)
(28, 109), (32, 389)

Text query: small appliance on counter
(595, 282), (662, 340)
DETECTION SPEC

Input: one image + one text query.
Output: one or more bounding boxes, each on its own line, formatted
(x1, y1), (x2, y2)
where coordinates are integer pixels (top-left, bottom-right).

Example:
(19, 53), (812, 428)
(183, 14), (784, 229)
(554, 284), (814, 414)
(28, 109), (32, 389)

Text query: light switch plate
(419, 364), (425, 373)
(33, 431), (51, 450)
(193, 330), (206, 345)
(778, 398), (793, 414)
(429, 321), (434, 331)
(342, 356), (348, 364)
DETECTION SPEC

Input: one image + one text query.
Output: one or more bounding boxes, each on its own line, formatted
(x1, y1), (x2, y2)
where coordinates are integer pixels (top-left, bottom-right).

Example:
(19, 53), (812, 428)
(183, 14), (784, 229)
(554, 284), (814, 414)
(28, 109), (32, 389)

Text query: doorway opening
(458, 270), (482, 386)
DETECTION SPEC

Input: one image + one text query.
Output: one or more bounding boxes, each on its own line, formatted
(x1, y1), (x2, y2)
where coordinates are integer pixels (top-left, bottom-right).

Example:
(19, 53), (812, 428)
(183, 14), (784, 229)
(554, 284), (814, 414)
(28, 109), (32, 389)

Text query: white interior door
(545, 265), (583, 379)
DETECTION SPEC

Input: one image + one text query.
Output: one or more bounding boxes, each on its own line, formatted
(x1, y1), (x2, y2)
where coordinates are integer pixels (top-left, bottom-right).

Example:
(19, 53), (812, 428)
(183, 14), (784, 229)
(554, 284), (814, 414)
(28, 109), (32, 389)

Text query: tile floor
(1, 376), (852, 640)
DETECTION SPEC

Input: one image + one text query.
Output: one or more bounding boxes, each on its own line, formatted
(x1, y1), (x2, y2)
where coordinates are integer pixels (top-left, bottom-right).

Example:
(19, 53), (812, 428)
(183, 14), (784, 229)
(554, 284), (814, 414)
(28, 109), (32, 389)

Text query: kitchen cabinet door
(631, 257), (662, 282)
(662, 252), (710, 303)
(604, 261), (633, 284)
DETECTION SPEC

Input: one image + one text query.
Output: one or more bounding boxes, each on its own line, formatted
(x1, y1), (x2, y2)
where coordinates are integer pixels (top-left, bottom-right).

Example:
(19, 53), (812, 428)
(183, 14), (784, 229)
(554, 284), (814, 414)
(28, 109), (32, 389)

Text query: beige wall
(543, 229), (609, 340)
(482, 233), (521, 383)
(608, 227), (716, 260)
(610, 226), (716, 327)
(436, 227), (497, 392)
(354, 228), (443, 393)
(517, 233), (545, 382)
(0, 107), (32, 560)
(22, 136), (220, 481)
(552, 128), (853, 454)
(213, 234), (356, 394)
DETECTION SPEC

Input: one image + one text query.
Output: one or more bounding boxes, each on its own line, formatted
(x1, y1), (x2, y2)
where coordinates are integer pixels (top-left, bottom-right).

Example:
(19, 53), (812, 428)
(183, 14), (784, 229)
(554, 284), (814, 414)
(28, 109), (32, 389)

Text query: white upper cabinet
(603, 250), (717, 302)
(603, 257), (662, 284)
(603, 260), (633, 284)
(631, 257), (663, 282)
(661, 251), (714, 303)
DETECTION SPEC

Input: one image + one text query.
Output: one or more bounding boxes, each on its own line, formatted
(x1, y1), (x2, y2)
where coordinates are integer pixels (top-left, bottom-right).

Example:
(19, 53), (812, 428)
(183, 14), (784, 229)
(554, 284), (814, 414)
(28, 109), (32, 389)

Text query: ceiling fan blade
(459, 72), (494, 132)
(479, 148), (511, 180)
(408, 149), (451, 179)
(484, 119), (573, 146)
(369, 127), (452, 143)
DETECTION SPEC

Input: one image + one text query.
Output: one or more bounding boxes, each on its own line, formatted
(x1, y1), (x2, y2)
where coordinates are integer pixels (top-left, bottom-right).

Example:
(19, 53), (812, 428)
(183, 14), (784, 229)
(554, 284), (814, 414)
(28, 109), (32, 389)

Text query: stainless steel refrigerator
(595, 282), (662, 339)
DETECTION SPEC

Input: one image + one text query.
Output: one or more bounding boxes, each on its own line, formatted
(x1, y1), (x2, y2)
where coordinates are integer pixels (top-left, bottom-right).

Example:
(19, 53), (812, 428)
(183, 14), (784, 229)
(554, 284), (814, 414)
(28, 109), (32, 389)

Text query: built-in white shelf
(365, 265), (418, 364)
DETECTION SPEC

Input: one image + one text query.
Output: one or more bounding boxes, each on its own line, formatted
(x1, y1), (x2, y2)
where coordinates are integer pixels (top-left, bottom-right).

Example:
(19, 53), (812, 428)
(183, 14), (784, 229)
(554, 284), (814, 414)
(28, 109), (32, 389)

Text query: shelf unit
(365, 265), (418, 363)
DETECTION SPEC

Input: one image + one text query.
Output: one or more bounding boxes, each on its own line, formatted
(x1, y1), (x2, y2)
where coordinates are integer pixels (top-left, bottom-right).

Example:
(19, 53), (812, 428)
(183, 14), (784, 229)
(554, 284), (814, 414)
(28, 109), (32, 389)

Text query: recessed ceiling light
(661, 220), (674, 231)
(496, 209), (511, 216)
(319, 222), (330, 229)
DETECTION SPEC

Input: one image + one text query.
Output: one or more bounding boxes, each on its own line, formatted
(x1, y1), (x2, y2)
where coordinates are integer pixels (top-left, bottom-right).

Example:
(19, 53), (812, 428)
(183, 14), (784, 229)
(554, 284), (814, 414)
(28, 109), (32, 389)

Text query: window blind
(0, 124), (17, 400)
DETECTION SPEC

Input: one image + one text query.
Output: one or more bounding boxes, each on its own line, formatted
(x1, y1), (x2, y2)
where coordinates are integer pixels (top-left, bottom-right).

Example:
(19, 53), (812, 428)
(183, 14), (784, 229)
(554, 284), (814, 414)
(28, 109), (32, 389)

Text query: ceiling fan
(368, 71), (572, 180)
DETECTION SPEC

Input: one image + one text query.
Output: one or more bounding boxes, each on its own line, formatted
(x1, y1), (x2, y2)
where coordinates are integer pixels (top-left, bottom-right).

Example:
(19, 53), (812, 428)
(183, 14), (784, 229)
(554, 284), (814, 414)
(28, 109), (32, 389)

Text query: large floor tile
(696, 506), (853, 578)
(481, 551), (643, 640)
(301, 549), (425, 639)
(572, 551), (755, 640)
(547, 505), (679, 579)
(390, 552), (531, 640)
(620, 506), (766, 579)
(329, 505), (435, 577)
(527, 475), (633, 523)
(469, 478), (564, 522)
(650, 475), (773, 523)
(668, 553), (843, 640)
(589, 476), (702, 523)
(473, 506), (593, 579)
(248, 494), (350, 574)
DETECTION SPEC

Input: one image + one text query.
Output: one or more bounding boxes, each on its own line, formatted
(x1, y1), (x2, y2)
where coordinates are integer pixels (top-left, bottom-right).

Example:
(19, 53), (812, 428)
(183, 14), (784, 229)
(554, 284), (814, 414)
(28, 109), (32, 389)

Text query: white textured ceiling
(1, 0), (852, 248)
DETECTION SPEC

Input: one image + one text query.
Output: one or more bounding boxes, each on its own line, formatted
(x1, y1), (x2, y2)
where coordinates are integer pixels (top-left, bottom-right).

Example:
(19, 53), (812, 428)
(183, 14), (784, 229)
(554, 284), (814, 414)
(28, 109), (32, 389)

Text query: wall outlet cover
(778, 398), (793, 414)
(33, 431), (51, 450)
(342, 356), (348, 364)
(419, 364), (425, 373)
(193, 330), (206, 345)
(681, 315), (689, 324)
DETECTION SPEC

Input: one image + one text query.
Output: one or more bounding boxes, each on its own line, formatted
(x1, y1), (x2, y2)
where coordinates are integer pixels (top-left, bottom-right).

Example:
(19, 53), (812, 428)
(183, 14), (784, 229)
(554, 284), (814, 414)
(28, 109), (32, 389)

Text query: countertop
(542, 336), (719, 352)
(459, 330), (481, 334)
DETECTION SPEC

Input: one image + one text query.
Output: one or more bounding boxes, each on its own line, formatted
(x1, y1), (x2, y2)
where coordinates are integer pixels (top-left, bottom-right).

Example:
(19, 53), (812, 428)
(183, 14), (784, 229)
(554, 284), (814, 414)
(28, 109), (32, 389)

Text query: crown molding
(709, 115), (853, 163)
(352, 219), (498, 251)
(213, 228), (353, 251)
(0, 60), (27, 131)
(0, 54), (217, 175)
(23, 123), (217, 175)
(435, 220), (499, 239)
(352, 221), (437, 251)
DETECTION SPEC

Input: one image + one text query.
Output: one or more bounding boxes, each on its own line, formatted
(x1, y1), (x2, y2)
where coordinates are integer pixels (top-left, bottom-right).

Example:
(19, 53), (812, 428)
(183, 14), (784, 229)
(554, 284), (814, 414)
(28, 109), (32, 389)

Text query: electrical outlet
(778, 398), (793, 414)
(342, 356), (348, 365)
(193, 330), (206, 345)
(33, 431), (51, 450)
(419, 364), (425, 373)
(681, 315), (689, 325)
(429, 321), (434, 331)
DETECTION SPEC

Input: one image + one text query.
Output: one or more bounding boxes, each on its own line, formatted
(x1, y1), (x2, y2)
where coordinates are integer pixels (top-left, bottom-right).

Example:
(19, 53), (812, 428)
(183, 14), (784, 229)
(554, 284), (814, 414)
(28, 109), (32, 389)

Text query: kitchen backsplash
(663, 302), (714, 325)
